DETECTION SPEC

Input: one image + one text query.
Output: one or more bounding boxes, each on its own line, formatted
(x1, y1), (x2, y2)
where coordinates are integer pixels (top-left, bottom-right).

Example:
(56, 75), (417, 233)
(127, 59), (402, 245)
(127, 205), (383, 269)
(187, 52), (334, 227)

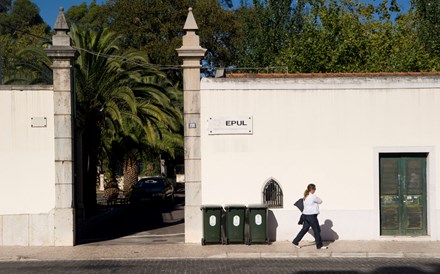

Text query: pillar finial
(183, 7), (199, 31)
(46, 6), (77, 58)
(177, 7), (206, 59)
(54, 6), (69, 32)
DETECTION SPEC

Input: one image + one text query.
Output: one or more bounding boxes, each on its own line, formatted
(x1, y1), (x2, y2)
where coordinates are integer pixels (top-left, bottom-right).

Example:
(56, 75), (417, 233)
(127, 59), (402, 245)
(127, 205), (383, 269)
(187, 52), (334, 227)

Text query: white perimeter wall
(0, 86), (56, 246)
(200, 75), (440, 242)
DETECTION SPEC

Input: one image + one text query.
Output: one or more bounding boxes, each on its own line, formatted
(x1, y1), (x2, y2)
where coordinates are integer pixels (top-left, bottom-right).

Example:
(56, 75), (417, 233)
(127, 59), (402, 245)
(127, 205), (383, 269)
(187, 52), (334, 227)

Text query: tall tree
(71, 25), (182, 209)
(0, 0), (49, 83)
(65, 0), (240, 78)
(65, 0), (106, 31)
(273, 0), (436, 73)
(413, 0), (440, 57)
(234, 0), (295, 70)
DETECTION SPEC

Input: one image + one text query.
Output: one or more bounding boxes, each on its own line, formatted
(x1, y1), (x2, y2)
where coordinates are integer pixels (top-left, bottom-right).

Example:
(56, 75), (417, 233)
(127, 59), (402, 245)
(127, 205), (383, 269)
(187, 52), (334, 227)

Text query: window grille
(263, 179), (283, 208)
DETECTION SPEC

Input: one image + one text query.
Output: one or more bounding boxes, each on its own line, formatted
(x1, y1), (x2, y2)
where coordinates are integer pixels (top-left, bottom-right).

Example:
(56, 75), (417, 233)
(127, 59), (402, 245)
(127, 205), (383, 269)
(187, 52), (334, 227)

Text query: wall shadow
(75, 185), (185, 245)
(307, 219), (339, 242)
(320, 219), (339, 241)
(268, 210), (278, 242)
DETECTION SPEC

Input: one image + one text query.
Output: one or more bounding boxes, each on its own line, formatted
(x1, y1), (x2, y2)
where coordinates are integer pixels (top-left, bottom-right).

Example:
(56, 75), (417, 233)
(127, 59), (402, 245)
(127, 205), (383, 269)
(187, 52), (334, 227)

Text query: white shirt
(302, 193), (322, 215)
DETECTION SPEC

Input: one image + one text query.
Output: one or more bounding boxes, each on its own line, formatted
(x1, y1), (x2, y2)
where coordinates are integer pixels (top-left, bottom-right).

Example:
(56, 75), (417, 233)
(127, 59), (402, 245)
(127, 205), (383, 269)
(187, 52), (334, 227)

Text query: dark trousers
(292, 214), (323, 248)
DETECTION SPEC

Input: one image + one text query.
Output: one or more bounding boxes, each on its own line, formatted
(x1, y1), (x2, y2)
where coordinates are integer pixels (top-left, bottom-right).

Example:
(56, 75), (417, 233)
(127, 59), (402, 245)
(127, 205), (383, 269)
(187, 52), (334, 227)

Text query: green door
(379, 153), (427, 236)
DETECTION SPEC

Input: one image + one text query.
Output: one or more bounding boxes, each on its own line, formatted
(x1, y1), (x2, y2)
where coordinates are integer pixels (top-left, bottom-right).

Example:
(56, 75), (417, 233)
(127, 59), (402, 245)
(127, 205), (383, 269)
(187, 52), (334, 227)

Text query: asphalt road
(1, 258), (439, 273)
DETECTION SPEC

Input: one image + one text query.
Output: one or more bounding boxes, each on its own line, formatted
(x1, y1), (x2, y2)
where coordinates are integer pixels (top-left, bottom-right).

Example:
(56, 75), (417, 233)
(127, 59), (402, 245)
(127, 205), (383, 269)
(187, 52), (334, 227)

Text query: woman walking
(292, 183), (328, 249)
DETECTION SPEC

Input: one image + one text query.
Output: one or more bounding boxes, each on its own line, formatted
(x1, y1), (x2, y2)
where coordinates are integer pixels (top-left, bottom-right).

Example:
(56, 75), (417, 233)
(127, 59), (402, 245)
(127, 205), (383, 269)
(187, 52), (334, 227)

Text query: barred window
(263, 179), (283, 208)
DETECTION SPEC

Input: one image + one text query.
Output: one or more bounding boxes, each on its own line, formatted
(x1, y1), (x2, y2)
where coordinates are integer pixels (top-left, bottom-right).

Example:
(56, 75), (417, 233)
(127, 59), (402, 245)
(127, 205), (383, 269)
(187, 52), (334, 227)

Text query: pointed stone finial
(46, 6), (77, 58)
(54, 7), (69, 31)
(183, 7), (198, 30)
(177, 7), (206, 59)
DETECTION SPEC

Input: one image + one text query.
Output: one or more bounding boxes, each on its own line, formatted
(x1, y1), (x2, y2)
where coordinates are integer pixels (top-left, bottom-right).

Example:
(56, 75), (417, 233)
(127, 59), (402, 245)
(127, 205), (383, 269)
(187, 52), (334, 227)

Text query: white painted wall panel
(0, 89), (55, 214)
(200, 76), (440, 241)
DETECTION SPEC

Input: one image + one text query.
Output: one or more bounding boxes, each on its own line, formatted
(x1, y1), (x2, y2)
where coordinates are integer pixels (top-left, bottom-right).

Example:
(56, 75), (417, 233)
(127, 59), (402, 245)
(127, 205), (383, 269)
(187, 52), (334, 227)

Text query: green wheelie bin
(247, 204), (269, 244)
(224, 204), (246, 244)
(200, 205), (223, 245)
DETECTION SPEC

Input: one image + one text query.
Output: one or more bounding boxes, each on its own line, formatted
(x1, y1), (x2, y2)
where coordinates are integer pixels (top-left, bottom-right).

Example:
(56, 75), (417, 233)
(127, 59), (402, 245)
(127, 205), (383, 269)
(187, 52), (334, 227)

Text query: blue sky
(31, 0), (411, 28)
(31, 0), (106, 27)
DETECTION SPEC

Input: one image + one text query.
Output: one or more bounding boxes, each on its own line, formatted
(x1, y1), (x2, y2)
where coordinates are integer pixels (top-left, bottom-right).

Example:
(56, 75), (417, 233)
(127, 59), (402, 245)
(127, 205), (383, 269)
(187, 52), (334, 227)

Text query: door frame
(373, 147), (435, 239)
(379, 153), (427, 235)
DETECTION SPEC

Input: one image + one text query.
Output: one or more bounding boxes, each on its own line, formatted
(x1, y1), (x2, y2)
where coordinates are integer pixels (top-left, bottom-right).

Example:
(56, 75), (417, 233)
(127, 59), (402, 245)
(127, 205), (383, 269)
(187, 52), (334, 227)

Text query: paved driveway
(77, 186), (184, 245)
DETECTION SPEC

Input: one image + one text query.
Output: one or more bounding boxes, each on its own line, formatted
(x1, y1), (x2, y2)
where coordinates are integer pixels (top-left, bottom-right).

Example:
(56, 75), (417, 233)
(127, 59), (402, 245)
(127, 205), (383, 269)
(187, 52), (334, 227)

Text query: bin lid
(247, 204), (268, 209)
(224, 204), (246, 209)
(200, 204), (223, 210)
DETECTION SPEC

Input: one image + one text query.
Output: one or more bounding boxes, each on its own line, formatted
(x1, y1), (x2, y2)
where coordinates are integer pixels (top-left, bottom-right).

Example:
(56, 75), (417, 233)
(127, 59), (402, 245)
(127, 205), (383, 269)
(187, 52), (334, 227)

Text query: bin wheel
(201, 238), (206, 246)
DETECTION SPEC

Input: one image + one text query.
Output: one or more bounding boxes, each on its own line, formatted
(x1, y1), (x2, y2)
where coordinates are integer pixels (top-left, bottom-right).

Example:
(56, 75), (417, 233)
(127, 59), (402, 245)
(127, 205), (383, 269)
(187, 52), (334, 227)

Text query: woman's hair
(303, 183), (316, 199)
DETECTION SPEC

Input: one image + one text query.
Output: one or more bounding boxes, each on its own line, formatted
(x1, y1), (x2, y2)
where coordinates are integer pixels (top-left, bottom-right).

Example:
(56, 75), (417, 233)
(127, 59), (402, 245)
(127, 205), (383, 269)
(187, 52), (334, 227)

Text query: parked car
(129, 177), (174, 206)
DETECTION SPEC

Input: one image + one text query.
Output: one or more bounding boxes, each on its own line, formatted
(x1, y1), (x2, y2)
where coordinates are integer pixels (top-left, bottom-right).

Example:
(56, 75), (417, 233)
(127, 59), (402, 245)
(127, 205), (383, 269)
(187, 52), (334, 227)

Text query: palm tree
(120, 75), (182, 195)
(10, 25), (183, 210)
(4, 43), (52, 84)
(70, 25), (182, 209)
(104, 118), (183, 197)
(103, 89), (183, 197)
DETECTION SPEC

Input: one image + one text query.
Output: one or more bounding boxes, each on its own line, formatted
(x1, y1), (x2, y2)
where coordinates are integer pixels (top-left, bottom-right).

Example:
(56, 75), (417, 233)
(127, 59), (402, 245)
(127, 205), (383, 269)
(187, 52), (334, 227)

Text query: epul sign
(208, 117), (253, 135)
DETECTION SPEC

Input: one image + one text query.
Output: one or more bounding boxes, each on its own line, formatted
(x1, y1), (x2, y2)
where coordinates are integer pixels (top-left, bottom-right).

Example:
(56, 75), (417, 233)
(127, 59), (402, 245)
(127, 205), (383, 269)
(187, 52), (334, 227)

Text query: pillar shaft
(45, 7), (77, 246)
(177, 8), (206, 243)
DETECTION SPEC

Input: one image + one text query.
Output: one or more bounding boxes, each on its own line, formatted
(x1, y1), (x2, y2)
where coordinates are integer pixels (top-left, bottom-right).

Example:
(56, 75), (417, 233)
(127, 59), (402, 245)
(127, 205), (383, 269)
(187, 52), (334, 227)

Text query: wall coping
(0, 85), (53, 91)
(226, 72), (440, 78)
(202, 73), (440, 90)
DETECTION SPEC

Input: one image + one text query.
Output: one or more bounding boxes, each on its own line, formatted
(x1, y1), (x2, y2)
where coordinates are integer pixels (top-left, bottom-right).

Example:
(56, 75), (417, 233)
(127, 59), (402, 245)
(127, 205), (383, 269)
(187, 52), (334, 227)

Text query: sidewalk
(1, 240), (440, 261)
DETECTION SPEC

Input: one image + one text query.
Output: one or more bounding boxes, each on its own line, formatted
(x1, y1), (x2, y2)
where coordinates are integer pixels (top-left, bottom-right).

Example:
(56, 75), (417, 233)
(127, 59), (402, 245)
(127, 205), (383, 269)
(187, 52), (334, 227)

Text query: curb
(1, 252), (440, 262)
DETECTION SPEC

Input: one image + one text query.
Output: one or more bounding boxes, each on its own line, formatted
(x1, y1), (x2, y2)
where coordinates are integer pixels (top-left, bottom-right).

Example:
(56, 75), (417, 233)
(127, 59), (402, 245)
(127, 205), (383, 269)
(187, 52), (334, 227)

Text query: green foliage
(234, 0), (295, 69)
(192, 0), (242, 73)
(65, 0), (106, 31)
(0, 0), (12, 13)
(414, 0), (440, 57)
(273, 0), (439, 73)
(64, 0), (241, 78)
(0, 0), (50, 83)
(71, 25), (182, 198)
(63, 0), (440, 74)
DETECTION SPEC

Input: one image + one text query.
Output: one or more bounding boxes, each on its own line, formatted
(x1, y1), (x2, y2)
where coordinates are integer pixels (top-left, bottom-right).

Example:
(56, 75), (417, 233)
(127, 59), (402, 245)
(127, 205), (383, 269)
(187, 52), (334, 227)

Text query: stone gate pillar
(45, 7), (77, 246)
(176, 8), (206, 243)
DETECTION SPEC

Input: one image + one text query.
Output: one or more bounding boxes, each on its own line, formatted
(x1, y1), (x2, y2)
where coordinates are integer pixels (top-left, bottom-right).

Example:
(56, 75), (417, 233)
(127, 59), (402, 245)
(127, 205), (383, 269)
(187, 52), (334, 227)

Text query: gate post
(176, 8), (206, 243)
(45, 7), (78, 246)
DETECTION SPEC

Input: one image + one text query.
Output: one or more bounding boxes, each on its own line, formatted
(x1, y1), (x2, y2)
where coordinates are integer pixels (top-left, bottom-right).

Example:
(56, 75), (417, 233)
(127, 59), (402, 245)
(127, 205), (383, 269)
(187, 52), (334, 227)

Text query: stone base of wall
(0, 208), (74, 246)
(185, 205), (203, 243)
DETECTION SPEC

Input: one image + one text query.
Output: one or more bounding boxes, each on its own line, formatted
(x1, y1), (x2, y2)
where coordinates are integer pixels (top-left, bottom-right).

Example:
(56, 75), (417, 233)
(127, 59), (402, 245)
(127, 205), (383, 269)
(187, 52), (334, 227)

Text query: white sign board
(208, 116), (253, 135)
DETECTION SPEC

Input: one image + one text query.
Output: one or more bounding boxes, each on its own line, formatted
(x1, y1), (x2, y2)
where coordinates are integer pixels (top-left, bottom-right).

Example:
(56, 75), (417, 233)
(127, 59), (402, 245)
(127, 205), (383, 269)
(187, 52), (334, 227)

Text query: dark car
(129, 177), (174, 206)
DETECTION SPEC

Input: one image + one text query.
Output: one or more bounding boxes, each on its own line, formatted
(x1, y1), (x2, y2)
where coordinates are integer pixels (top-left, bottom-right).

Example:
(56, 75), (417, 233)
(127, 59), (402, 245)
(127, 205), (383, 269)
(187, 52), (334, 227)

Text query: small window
(263, 179), (283, 208)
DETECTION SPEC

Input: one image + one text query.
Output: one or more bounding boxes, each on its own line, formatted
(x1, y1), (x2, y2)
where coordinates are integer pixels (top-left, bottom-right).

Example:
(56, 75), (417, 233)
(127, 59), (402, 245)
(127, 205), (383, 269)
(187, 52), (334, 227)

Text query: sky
(31, 0), (412, 29)
(31, 0), (106, 28)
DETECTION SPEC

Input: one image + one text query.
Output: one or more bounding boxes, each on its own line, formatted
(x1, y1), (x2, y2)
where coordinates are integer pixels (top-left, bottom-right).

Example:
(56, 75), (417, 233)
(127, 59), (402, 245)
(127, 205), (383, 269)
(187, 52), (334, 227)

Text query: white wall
(200, 75), (440, 241)
(0, 86), (59, 246)
(0, 86), (55, 215)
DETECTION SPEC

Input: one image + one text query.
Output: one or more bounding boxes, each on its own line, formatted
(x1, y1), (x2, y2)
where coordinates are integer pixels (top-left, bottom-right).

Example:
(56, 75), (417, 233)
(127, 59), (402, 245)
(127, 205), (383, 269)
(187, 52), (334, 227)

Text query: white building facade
(191, 74), (440, 243)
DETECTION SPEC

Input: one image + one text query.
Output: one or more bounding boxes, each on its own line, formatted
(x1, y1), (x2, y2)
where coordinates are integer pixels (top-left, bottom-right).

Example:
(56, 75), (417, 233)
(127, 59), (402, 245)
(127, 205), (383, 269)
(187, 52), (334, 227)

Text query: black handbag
(294, 198), (304, 225)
